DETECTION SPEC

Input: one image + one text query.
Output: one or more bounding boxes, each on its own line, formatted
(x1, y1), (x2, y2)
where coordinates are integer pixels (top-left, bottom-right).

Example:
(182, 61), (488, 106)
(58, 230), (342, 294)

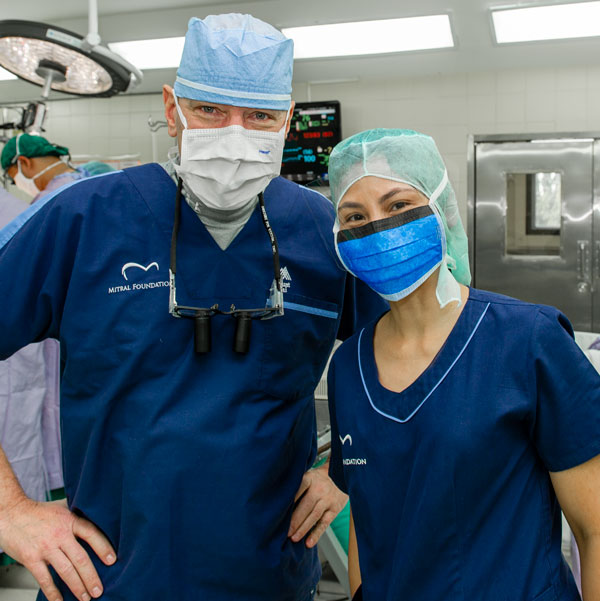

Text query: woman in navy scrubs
(326, 129), (600, 601)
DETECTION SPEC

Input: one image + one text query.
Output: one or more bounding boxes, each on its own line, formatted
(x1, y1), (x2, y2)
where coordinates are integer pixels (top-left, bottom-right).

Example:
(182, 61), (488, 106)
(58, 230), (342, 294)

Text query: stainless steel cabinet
(468, 134), (600, 331)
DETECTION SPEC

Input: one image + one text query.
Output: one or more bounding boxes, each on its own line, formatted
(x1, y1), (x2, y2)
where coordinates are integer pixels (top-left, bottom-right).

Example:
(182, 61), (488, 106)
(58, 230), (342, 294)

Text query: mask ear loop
(11, 132), (25, 173)
(428, 170), (462, 308)
(172, 91), (188, 130)
(280, 104), (294, 134)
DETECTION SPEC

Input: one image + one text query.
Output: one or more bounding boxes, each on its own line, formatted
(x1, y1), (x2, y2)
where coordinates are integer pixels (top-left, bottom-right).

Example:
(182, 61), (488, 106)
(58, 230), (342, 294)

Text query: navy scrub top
(329, 287), (600, 601)
(0, 164), (386, 601)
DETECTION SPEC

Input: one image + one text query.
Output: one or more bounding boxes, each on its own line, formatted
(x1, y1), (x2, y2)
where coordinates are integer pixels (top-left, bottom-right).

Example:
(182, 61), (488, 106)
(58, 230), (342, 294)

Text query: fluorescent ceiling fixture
(0, 66), (17, 80)
(282, 15), (453, 59)
(492, 1), (600, 43)
(109, 37), (184, 70)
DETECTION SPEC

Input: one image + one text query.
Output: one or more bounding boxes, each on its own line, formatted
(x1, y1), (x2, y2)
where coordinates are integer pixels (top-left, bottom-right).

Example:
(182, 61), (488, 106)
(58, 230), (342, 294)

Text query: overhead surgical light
(0, 20), (142, 96)
(492, 1), (600, 44)
(282, 15), (454, 59)
(0, 0), (143, 134)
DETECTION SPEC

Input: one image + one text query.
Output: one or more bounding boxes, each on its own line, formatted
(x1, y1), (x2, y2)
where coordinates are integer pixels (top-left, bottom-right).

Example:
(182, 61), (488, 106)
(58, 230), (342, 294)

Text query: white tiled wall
(39, 93), (174, 169)
(16, 64), (600, 226)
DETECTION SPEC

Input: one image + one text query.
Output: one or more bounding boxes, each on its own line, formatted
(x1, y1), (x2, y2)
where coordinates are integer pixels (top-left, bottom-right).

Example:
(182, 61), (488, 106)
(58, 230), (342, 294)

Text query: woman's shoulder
(470, 287), (573, 337)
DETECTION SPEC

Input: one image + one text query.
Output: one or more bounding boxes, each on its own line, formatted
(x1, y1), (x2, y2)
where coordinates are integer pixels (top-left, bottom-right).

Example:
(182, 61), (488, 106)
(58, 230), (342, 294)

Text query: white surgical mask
(13, 159), (63, 198)
(173, 93), (289, 211)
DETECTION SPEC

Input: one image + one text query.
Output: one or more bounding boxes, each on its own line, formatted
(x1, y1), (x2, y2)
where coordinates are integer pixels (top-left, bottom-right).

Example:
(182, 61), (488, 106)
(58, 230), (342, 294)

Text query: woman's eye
(346, 213), (364, 223)
(391, 201), (408, 211)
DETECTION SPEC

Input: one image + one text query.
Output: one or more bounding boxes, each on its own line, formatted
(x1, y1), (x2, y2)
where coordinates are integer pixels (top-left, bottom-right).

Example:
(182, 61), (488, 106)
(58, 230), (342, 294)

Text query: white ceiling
(2, 0), (600, 102)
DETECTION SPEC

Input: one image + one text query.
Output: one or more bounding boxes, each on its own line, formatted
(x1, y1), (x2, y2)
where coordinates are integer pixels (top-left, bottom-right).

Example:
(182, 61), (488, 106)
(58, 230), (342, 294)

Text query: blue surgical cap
(174, 14), (294, 111)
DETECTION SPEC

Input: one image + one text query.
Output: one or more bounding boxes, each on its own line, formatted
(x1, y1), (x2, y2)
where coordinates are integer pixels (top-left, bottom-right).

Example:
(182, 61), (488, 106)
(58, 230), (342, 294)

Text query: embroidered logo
(340, 433), (366, 465)
(121, 262), (159, 281)
(343, 458), (367, 466)
(107, 261), (168, 295)
(280, 266), (292, 293)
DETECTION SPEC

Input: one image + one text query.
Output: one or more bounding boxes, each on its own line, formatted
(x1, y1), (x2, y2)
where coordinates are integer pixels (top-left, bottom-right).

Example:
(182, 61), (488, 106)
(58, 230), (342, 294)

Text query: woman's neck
(383, 270), (469, 344)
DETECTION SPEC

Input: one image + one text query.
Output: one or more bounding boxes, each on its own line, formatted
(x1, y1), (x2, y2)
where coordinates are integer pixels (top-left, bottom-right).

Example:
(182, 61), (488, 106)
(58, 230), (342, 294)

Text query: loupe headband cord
(170, 178), (184, 279)
(258, 192), (282, 293)
(170, 184), (281, 316)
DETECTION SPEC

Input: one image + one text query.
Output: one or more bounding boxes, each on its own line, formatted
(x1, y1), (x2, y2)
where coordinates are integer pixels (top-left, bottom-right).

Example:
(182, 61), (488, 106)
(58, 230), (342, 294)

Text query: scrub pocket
(260, 293), (339, 400)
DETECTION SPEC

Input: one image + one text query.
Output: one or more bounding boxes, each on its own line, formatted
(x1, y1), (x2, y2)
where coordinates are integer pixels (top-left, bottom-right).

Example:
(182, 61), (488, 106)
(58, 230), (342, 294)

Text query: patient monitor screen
(281, 101), (341, 184)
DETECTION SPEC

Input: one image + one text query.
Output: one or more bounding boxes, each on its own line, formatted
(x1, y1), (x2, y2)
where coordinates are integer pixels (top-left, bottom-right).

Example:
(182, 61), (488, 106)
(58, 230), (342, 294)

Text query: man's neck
(36, 161), (74, 192)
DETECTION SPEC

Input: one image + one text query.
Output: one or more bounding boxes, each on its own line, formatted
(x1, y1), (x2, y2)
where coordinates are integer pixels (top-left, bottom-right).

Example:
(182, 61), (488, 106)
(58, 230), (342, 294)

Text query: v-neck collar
(123, 165), (295, 301)
(357, 288), (491, 423)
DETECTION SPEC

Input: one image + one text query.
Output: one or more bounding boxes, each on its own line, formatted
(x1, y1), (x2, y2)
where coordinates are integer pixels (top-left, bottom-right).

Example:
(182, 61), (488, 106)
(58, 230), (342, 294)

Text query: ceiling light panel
(282, 15), (454, 59)
(492, 1), (600, 43)
(109, 37), (185, 70)
(0, 66), (17, 80)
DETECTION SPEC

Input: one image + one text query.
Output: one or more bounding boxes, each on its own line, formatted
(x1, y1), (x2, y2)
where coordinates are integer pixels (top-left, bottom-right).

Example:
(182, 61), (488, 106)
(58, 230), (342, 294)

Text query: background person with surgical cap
(1, 133), (114, 203)
(0, 13), (385, 601)
(326, 129), (600, 601)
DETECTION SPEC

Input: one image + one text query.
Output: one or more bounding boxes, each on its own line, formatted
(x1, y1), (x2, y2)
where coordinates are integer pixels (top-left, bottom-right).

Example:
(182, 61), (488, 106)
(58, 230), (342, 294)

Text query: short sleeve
(327, 359), (348, 493)
(0, 193), (81, 358)
(532, 307), (600, 472)
(337, 275), (387, 341)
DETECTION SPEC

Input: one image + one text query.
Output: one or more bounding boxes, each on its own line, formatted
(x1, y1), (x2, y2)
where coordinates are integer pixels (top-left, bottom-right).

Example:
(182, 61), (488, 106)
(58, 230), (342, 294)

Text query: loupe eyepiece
(194, 313), (211, 354)
(233, 313), (252, 354)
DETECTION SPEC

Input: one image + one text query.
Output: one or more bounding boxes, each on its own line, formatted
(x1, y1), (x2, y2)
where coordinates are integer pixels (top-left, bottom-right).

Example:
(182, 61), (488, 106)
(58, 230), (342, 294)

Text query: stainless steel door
(474, 140), (593, 330)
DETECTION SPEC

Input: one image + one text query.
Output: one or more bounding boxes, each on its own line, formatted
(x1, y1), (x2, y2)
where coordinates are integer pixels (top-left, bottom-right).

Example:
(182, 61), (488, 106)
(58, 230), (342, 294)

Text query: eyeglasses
(169, 179), (284, 354)
(2, 172), (15, 188)
(2, 162), (17, 188)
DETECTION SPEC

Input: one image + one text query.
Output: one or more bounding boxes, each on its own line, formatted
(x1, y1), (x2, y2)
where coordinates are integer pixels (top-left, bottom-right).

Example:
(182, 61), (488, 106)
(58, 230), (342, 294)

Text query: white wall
(39, 93), (173, 169)
(8, 63), (600, 226)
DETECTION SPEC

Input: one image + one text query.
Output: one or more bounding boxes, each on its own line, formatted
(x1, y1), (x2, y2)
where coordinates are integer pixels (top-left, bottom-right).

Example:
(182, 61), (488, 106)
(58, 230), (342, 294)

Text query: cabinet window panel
(506, 172), (561, 256)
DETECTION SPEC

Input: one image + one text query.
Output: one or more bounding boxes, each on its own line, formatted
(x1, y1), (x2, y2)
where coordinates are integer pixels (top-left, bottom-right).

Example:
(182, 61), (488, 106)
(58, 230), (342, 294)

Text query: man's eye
(254, 112), (271, 121)
(200, 106), (216, 114)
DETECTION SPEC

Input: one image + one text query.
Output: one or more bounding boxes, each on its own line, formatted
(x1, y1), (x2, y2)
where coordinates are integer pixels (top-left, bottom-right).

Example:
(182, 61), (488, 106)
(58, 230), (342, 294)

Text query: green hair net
(329, 128), (471, 303)
(1, 133), (69, 171)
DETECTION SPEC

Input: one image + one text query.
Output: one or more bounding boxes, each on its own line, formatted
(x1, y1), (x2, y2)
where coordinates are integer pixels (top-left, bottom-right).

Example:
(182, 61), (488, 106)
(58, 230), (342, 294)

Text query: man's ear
(162, 84), (178, 138)
(17, 156), (35, 178)
(284, 101), (295, 138)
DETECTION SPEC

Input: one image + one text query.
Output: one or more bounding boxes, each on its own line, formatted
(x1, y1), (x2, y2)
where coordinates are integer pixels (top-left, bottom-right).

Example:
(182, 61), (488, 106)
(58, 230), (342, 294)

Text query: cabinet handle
(578, 240), (591, 283)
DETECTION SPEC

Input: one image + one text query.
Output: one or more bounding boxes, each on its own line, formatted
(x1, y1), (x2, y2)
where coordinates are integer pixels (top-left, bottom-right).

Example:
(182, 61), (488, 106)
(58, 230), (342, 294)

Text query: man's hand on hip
(288, 464), (348, 548)
(0, 498), (116, 601)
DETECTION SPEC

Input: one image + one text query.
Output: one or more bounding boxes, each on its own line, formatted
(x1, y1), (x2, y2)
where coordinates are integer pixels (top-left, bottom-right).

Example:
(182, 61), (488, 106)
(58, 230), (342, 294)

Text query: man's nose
(225, 109), (246, 127)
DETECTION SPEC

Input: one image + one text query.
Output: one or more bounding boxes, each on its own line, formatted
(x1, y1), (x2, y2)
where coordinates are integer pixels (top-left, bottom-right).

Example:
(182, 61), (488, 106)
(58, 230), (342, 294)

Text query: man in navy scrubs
(0, 13), (385, 601)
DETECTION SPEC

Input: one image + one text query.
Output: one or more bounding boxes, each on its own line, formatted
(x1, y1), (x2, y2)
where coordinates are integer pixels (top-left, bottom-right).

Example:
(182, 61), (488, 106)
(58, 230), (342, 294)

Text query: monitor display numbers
(281, 101), (341, 184)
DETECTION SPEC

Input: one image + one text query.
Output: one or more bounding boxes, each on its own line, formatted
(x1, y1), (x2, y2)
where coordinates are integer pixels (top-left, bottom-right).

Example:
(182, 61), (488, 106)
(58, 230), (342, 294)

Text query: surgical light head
(174, 14), (294, 111)
(329, 128), (471, 307)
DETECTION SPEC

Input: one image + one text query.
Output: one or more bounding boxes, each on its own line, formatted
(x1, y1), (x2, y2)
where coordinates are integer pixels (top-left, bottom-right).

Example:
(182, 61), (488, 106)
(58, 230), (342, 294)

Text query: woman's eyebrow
(338, 201), (364, 211)
(378, 188), (413, 204)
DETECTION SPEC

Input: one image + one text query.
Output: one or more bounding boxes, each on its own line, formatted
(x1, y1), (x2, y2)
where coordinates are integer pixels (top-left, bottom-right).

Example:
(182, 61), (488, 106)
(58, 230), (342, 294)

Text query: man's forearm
(0, 444), (27, 514)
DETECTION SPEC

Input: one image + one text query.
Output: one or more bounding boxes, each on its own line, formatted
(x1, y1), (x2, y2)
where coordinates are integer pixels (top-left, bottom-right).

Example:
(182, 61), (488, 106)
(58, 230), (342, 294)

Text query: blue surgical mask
(335, 205), (445, 301)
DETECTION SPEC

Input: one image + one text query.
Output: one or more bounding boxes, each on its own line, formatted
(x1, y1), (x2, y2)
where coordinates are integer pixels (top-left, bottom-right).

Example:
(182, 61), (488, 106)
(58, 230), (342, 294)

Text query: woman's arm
(348, 508), (362, 597)
(550, 453), (600, 600)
